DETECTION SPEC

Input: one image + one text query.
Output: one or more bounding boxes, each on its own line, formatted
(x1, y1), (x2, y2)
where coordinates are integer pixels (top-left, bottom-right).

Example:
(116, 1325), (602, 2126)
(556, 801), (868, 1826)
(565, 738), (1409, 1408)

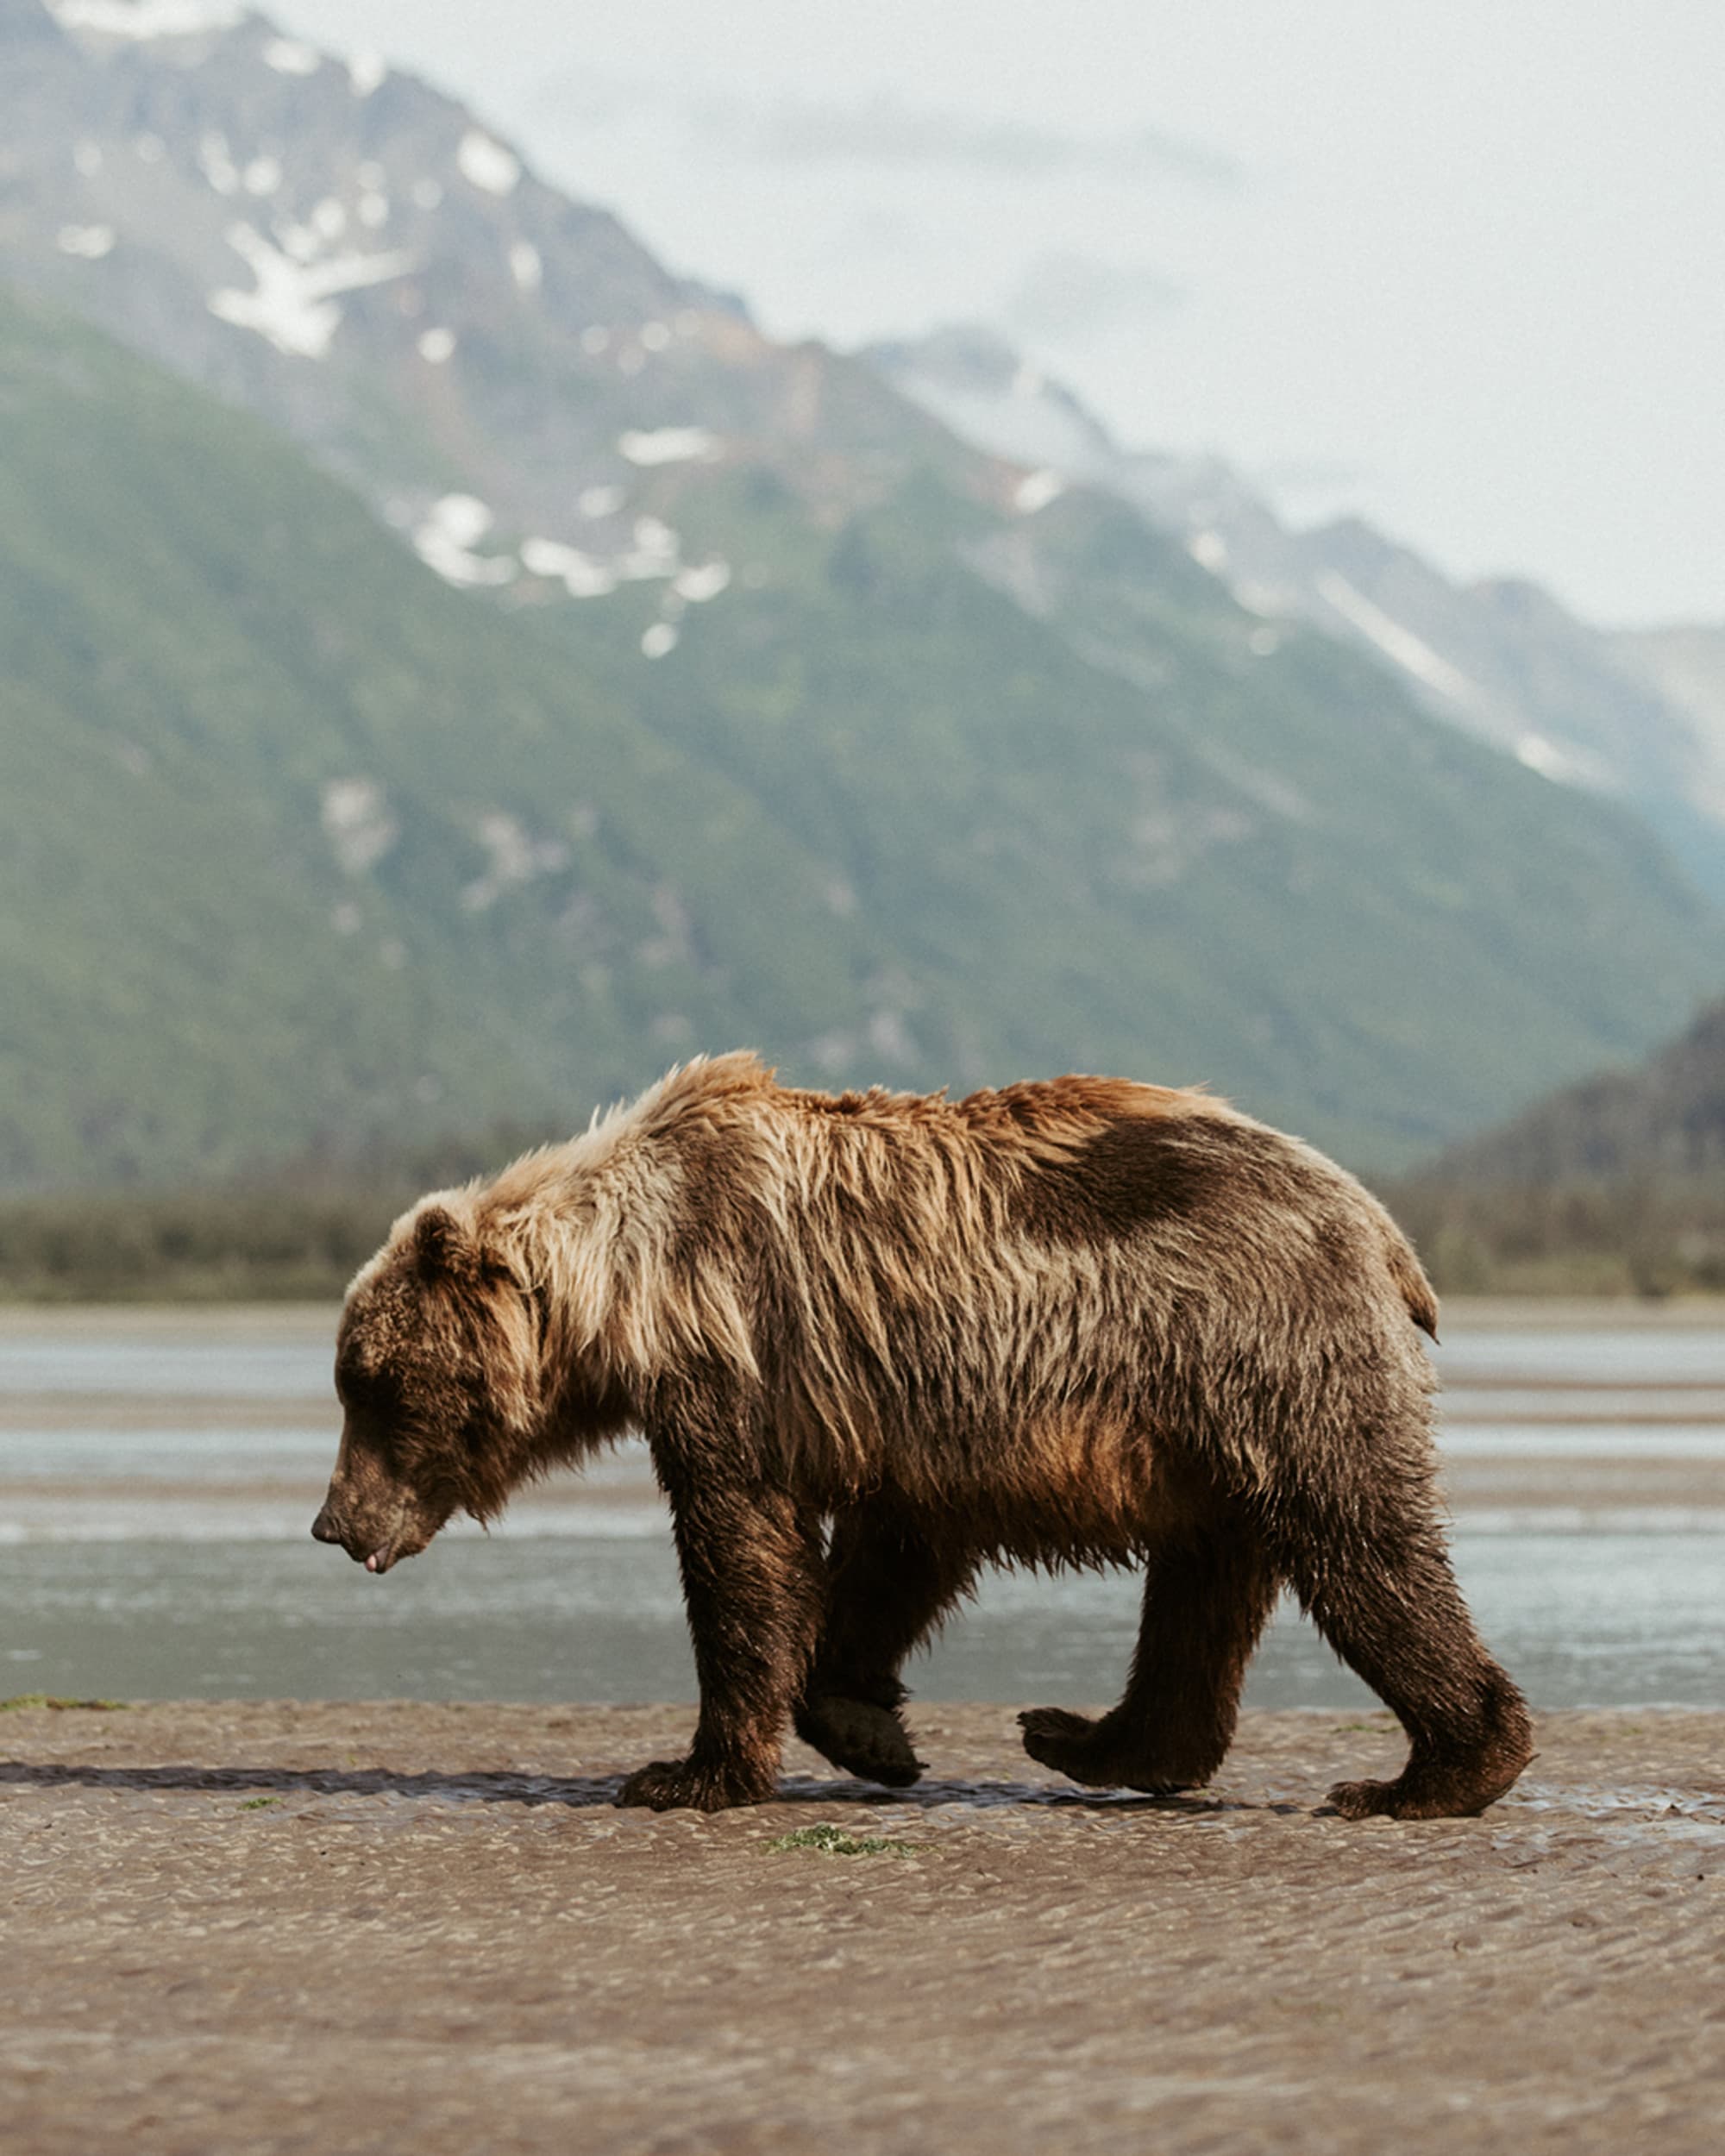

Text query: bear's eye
(338, 1363), (403, 1420)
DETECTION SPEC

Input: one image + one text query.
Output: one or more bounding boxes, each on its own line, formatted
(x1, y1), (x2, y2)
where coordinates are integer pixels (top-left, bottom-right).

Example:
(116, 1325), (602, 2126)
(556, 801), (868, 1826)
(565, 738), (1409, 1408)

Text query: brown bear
(312, 1053), (1532, 1818)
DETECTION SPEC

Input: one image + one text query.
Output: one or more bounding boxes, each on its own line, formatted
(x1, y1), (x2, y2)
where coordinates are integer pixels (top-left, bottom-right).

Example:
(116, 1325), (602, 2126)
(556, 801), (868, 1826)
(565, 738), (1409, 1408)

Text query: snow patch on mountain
(616, 516), (681, 580)
(461, 812), (570, 913)
(1513, 734), (1615, 788)
(56, 223), (115, 258)
(260, 35), (318, 76)
(412, 495), (518, 587)
(321, 780), (398, 877)
(49, 0), (241, 39)
(519, 538), (617, 598)
(672, 560), (731, 603)
(456, 129), (520, 197)
(197, 130), (238, 195)
(618, 426), (718, 467)
(1014, 468), (1065, 515)
(1314, 571), (1480, 708)
(208, 223), (418, 359)
(515, 521), (723, 608)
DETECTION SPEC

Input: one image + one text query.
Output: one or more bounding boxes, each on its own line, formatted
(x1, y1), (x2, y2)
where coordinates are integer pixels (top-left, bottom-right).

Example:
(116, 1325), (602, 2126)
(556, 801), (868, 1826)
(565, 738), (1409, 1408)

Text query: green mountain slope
(549, 457), (1721, 1162)
(990, 493), (1722, 1148)
(0, 286), (903, 1184)
(5, 3), (1725, 1186)
(3, 283), (1721, 1187)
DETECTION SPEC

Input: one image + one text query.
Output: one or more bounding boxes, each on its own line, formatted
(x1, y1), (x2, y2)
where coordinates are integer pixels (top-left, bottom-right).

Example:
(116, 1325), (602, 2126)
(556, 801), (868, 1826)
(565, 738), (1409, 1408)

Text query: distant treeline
(0, 1123), (558, 1302)
(1386, 1175), (1725, 1299)
(6, 1164), (1725, 1303)
(0, 1189), (400, 1302)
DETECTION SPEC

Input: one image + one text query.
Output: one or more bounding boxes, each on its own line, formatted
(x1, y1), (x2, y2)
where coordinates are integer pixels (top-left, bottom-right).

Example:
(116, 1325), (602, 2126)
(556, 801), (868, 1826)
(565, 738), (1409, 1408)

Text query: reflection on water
(1, 1426), (335, 1482)
(1432, 1324), (1725, 1386)
(3, 1529), (1720, 1711)
(1440, 1426), (1725, 1457)
(0, 1337), (334, 1399)
(2, 1307), (1722, 1710)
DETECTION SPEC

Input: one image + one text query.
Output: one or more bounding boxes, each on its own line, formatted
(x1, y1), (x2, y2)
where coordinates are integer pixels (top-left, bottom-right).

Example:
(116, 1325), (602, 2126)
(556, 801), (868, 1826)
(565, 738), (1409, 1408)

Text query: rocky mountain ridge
(869, 325), (1725, 897)
(2, 0), (1721, 1184)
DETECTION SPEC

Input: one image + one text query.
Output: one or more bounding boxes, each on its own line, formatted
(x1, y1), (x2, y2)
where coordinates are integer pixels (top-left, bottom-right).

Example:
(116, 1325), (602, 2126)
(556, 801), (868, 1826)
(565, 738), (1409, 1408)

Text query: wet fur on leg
(1325, 1676), (1535, 1820)
(1018, 1706), (1231, 1794)
(617, 1752), (779, 1812)
(1020, 1508), (1278, 1793)
(792, 1501), (969, 1790)
(794, 1692), (925, 1788)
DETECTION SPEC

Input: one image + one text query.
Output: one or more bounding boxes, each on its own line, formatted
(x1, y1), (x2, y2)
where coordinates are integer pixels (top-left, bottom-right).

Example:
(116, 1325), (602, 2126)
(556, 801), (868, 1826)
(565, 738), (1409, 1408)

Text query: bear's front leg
(617, 1460), (824, 1812)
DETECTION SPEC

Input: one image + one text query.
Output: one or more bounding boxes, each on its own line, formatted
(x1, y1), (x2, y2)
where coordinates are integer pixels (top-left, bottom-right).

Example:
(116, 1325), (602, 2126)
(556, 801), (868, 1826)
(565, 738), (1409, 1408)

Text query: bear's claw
(1324, 1763), (1527, 1821)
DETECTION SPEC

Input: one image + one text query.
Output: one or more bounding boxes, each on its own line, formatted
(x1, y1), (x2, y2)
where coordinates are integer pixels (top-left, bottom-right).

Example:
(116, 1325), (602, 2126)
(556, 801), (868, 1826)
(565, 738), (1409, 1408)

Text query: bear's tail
(1385, 1229), (1440, 1342)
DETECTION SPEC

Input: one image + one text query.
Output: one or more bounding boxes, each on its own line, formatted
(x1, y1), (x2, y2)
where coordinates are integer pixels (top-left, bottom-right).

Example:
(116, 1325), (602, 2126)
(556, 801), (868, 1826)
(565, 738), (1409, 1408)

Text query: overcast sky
(278, 0), (1724, 627)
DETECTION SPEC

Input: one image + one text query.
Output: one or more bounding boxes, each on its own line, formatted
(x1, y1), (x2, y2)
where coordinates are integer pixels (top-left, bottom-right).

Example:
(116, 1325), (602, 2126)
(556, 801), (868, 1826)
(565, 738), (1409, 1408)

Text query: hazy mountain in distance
(0, 282), (922, 1187)
(869, 326), (1725, 897)
(1617, 625), (1725, 822)
(3, 0), (1722, 1185)
(1430, 994), (1725, 1188)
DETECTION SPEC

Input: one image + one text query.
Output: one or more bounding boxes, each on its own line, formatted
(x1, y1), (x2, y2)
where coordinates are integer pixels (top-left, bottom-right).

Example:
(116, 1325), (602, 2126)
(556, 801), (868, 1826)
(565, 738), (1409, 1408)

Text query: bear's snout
(310, 1470), (447, 1575)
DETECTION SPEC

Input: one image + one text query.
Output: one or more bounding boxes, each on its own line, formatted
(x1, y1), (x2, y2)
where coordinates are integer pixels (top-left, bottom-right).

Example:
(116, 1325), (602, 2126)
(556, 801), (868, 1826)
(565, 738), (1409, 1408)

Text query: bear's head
(311, 1198), (543, 1574)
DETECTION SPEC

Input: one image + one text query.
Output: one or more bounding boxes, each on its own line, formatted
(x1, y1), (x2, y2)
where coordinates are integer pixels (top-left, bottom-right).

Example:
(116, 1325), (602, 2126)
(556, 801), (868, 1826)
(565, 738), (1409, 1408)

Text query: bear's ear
(411, 1203), (479, 1282)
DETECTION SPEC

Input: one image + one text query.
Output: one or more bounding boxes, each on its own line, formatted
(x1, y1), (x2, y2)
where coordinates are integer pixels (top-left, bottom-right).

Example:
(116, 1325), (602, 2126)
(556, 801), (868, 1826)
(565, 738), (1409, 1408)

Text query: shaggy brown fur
(312, 1054), (1532, 1819)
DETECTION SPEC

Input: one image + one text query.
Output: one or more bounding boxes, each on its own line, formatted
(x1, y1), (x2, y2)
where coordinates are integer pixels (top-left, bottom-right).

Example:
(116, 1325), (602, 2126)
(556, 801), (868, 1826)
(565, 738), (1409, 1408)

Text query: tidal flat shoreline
(3, 1700), (1722, 2154)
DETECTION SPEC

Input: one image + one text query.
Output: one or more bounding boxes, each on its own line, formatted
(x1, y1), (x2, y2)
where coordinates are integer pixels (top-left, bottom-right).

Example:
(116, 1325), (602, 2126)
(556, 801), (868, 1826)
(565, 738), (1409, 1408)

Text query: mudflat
(3, 1701), (1722, 2153)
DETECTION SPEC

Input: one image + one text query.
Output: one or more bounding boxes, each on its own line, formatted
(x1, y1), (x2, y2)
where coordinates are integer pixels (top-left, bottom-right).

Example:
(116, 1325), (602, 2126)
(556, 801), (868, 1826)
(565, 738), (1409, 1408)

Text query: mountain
(1431, 996), (1725, 1187)
(869, 328), (1725, 898)
(2, 0), (968, 564)
(1616, 624), (1725, 828)
(1386, 991), (1725, 1296)
(0, 281), (921, 1186)
(1, 1), (1722, 1186)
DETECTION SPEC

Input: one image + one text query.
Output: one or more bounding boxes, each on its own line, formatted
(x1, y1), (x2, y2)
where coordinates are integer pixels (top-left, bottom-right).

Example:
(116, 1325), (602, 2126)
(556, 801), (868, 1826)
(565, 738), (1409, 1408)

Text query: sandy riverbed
(3, 1700), (1722, 2154)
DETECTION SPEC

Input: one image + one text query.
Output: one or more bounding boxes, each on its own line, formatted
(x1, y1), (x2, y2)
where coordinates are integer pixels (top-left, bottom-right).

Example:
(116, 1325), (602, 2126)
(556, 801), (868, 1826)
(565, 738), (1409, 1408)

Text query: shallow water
(0, 1335), (332, 1399)
(1, 1307), (1722, 1709)
(3, 1526), (1720, 1710)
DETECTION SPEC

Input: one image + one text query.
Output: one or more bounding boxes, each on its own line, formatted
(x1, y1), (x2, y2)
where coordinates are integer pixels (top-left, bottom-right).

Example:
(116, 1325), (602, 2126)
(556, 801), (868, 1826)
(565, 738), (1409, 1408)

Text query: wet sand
(5, 1300), (1723, 2146)
(3, 1700), (1722, 2153)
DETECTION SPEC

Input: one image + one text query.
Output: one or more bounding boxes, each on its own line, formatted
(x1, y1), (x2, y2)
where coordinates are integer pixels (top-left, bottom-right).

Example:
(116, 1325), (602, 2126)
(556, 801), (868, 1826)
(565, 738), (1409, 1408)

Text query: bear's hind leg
(1271, 1498), (1533, 1820)
(1020, 1518), (1277, 1793)
(795, 1501), (975, 1789)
